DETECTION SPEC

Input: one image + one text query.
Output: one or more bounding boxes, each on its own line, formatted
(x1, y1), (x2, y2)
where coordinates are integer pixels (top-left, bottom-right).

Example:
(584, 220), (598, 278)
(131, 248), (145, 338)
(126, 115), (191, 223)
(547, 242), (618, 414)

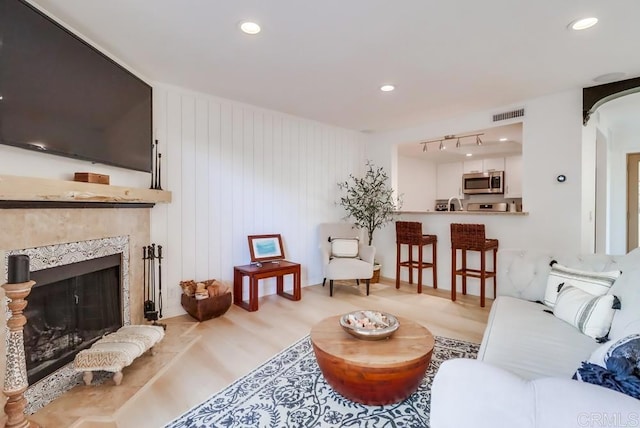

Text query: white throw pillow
(553, 284), (620, 340)
(543, 261), (621, 308)
(330, 237), (359, 258)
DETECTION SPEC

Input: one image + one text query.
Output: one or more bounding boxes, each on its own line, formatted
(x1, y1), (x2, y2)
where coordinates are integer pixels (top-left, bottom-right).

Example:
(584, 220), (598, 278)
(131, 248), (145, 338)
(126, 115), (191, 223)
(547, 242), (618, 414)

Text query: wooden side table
(233, 260), (301, 312)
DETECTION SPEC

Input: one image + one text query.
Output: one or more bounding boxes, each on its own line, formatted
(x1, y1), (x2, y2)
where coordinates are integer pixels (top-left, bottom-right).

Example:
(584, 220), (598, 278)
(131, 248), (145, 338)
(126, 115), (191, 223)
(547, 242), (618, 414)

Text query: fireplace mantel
(0, 174), (171, 207)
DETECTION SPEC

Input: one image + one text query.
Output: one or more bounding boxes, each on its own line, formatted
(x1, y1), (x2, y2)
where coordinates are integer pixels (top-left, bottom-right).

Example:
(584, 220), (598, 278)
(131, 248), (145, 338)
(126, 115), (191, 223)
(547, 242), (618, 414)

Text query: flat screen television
(0, 0), (152, 173)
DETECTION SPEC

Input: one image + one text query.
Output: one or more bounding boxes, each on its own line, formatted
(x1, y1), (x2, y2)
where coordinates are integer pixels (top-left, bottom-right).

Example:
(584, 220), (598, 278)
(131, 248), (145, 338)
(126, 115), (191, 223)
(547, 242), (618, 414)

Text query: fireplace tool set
(143, 244), (166, 330)
(150, 139), (163, 190)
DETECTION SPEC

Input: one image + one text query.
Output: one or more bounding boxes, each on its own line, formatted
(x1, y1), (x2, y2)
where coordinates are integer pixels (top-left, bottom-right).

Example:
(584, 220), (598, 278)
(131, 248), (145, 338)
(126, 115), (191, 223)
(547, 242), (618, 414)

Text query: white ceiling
(29, 0), (640, 132)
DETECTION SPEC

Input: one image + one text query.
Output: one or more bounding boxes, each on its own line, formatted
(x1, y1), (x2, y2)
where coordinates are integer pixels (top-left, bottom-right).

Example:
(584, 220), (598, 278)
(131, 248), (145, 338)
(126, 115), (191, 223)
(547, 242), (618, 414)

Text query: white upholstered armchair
(318, 223), (376, 296)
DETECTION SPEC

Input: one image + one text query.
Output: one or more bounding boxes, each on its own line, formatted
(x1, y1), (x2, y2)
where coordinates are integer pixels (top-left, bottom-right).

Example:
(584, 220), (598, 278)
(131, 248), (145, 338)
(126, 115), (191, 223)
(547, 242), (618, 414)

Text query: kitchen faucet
(447, 196), (464, 211)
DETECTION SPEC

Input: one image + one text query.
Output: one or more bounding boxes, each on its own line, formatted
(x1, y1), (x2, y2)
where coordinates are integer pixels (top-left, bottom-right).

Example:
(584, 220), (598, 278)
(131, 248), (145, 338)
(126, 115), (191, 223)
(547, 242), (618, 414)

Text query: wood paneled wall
(151, 84), (366, 318)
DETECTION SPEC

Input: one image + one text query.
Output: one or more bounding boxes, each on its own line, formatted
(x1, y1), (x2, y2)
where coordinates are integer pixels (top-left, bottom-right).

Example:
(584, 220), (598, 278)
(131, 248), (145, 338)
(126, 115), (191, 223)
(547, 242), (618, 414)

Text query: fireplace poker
(157, 245), (163, 319)
(150, 244), (157, 315)
(144, 245), (158, 321)
(143, 247), (148, 302)
(144, 246), (152, 316)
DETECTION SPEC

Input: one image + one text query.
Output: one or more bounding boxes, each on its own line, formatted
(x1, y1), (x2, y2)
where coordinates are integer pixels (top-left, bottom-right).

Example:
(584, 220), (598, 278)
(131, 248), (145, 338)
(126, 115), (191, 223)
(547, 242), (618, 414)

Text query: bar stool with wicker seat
(395, 221), (438, 293)
(450, 223), (498, 307)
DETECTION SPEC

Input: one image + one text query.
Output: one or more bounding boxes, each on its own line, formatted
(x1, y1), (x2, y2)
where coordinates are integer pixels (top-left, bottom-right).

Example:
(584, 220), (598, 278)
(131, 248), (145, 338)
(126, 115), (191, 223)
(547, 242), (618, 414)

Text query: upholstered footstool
(74, 324), (165, 385)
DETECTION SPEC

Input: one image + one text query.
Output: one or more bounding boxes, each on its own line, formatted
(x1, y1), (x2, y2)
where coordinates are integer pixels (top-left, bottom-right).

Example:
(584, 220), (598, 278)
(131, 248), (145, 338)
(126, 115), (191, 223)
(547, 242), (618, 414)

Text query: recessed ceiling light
(593, 72), (627, 83)
(239, 21), (261, 35)
(465, 153), (473, 157)
(499, 137), (508, 142)
(380, 84), (395, 92)
(569, 17), (598, 31)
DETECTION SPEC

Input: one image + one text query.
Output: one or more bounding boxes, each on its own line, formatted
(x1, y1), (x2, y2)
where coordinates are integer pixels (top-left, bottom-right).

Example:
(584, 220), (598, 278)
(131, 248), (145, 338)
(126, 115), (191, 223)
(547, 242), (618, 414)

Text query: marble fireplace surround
(10, 236), (131, 414)
(0, 207), (150, 418)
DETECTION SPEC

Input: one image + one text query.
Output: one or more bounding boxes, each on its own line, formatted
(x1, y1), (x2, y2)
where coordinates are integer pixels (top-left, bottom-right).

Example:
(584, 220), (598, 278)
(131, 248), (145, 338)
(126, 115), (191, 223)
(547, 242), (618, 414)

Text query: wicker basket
(181, 292), (232, 322)
(363, 264), (381, 284)
(371, 266), (381, 283)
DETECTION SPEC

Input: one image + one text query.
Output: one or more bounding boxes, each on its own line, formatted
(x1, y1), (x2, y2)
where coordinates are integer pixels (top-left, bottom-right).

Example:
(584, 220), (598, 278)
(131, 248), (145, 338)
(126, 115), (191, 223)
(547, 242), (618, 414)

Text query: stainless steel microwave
(462, 171), (504, 194)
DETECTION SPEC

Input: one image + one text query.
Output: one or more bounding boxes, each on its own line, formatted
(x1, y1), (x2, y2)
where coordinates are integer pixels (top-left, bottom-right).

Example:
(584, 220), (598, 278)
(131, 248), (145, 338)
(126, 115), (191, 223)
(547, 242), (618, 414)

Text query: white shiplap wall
(151, 84), (366, 318)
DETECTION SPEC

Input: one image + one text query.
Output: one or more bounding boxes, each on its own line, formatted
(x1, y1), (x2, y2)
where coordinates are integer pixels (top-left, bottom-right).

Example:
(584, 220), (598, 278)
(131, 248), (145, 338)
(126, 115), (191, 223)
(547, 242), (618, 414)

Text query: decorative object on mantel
(73, 172), (110, 185)
(3, 254), (40, 428)
(179, 279), (232, 321)
(143, 244), (166, 330)
(150, 140), (163, 190)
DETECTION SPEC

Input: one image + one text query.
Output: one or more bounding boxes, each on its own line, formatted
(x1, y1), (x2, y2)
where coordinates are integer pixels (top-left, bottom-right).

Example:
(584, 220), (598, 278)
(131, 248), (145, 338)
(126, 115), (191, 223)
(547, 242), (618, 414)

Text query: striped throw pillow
(543, 261), (621, 308)
(553, 284), (621, 340)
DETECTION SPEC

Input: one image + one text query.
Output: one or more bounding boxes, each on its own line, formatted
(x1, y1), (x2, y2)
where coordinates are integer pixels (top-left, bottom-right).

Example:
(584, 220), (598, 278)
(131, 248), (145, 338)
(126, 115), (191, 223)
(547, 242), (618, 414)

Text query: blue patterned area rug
(166, 335), (479, 428)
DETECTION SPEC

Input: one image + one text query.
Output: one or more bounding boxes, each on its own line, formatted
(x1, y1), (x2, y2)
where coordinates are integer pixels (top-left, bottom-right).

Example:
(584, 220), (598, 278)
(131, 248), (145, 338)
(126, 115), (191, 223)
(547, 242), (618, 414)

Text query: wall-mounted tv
(0, 0), (152, 173)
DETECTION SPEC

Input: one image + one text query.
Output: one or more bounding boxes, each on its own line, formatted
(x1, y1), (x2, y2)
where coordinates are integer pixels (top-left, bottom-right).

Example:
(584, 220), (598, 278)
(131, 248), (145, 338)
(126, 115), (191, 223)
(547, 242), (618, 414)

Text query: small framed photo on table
(248, 234), (285, 262)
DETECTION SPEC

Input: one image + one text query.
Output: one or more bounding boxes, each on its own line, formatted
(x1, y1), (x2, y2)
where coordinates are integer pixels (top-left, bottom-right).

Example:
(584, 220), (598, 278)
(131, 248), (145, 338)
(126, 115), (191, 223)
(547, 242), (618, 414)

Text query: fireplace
(25, 254), (123, 385)
(5, 235), (132, 414)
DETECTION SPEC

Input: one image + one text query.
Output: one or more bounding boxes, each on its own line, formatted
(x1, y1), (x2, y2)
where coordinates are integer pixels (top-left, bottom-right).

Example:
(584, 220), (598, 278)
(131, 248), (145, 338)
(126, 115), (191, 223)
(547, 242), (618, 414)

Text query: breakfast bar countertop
(396, 211), (529, 216)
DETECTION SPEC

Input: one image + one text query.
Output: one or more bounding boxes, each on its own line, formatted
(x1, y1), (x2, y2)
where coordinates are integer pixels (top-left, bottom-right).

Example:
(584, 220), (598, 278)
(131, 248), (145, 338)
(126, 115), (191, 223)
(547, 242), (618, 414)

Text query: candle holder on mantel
(2, 279), (40, 428)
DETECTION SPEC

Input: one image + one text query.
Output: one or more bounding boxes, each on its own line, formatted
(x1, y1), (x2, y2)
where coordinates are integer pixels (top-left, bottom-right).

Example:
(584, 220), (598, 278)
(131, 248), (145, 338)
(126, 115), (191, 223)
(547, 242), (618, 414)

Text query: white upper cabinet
(464, 158), (505, 173)
(462, 159), (483, 173)
(436, 162), (463, 199)
(483, 157), (505, 172)
(505, 155), (523, 198)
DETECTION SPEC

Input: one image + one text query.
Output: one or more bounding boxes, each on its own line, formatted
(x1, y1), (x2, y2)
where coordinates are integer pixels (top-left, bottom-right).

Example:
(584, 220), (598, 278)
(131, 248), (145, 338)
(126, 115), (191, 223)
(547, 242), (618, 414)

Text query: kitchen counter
(396, 211), (529, 216)
(384, 209), (530, 300)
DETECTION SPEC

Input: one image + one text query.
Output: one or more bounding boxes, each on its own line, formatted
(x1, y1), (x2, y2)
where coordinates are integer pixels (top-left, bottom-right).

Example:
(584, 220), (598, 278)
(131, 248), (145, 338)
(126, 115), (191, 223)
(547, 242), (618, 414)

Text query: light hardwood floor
(30, 279), (491, 428)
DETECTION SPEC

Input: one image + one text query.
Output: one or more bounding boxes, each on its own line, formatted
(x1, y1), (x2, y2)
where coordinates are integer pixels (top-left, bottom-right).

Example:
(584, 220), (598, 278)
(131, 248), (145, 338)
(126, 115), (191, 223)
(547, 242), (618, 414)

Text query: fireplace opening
(25, 254), (123, 385)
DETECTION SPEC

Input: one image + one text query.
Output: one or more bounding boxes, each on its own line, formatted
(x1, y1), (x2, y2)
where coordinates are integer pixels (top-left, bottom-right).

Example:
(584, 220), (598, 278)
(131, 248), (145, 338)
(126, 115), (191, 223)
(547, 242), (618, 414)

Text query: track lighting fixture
(419, 133), (485, 152)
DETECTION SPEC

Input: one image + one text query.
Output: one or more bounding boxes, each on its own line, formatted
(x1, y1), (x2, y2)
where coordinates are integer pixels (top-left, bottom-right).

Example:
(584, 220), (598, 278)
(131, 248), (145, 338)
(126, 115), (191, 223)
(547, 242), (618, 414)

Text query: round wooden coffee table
(310, 314), (434, 405)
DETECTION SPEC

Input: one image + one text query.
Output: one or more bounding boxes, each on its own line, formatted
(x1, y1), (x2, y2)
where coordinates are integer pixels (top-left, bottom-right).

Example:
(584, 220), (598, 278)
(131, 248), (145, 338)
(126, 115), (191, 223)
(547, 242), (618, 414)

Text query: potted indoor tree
(338, 161), (402, 282)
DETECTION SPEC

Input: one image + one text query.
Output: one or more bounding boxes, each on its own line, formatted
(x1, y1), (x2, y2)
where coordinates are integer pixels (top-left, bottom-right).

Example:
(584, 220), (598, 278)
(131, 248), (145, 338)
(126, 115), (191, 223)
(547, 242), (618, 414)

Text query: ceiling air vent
(492, 108), (525, 122)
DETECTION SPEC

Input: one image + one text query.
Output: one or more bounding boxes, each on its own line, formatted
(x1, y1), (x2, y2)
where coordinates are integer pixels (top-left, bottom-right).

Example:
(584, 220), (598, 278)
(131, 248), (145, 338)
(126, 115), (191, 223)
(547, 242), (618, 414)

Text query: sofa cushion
(431, 358), (640, 428)
(324, 257), (373, 280)
(479, 296), (599, 380)
(553, 285), (619, 340)
(543, 261), (620, 308)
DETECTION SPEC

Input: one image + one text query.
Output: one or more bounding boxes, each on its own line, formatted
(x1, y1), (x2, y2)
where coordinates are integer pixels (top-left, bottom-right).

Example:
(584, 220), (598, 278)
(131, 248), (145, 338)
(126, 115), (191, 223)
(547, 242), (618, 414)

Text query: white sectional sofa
(431, 248), (640, 428)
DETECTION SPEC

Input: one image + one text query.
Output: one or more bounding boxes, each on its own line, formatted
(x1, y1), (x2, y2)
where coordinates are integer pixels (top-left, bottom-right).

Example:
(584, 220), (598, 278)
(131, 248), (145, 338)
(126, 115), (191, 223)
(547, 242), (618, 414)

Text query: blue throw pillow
(575, 335), (640, 399)
(607, 335), (640, 377)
